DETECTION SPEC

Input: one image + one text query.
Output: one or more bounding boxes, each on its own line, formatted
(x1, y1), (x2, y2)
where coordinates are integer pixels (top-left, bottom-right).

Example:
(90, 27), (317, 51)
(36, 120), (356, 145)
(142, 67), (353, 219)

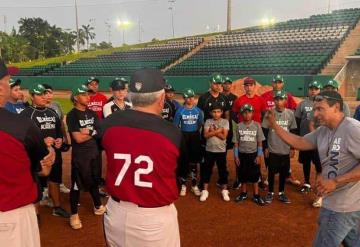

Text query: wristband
(257, 147), (263, 156)
(233, 147), (239, 158)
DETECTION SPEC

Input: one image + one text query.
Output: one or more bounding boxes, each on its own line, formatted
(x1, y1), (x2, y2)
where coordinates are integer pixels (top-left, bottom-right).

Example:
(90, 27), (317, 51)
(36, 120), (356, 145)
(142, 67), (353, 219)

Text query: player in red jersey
(100, 68), (187, 247)
(86, 77), (108, 119)
(261, 75), (297, 110)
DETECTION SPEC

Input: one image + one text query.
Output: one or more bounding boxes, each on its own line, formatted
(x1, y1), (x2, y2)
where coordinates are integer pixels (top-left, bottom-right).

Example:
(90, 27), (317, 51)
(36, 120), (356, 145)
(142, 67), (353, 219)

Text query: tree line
(0, 17), (113, 63)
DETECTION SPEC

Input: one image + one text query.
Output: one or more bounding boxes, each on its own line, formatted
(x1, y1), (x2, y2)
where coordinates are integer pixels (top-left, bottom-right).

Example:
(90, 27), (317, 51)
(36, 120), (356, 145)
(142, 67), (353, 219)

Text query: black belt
(111, 196), (169, 208)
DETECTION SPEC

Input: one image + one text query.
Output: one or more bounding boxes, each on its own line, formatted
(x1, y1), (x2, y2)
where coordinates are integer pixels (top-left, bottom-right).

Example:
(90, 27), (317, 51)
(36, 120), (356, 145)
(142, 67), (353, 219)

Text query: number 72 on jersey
(114, 153), (154, 188)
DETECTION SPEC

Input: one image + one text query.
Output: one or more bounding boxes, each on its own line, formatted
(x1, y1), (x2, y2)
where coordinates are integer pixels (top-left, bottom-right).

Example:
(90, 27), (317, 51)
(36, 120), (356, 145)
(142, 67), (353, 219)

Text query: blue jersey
(174, 105), (204, 132)
(5, 102), (26, 114)
(354, 105), (360, 121)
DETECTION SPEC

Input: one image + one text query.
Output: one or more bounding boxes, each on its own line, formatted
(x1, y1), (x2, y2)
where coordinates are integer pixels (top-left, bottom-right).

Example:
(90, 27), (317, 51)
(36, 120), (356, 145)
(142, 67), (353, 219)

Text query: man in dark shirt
(21, 84), (70, 218)
(0, 60), (54, 247)
(66, 84), (106, 230)
(162, 84), (177, 122)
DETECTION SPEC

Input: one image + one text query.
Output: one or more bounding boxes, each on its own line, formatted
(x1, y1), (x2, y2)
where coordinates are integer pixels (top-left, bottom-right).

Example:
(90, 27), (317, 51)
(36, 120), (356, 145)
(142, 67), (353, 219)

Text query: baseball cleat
(191, 186), (201, 196)
(52, 207), (70, 218)
(94, 205), (106, 215)
(235, 192), (248, 203)
(278, 193), (291, 204)
(265, 192), (274, 204)
(180, 185), (187, 196)
(221, 189), (230, 202)
(199, 190), (209, 202)
(252, 195), (266, 206)
(300, 183), (311, 193)
(70, 214), (82, 230)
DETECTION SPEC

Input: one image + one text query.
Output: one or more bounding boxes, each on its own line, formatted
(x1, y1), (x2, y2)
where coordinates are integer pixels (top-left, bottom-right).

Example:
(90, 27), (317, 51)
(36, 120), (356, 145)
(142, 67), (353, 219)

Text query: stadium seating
(166, 8), (360, 75)
(18, 63), (60, 76)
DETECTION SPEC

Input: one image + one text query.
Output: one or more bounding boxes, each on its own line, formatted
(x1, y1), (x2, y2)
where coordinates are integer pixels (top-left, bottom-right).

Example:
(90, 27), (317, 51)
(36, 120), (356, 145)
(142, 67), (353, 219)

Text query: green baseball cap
(29, 83), (46, 95)
(9, 78), (16, 87)
(72, 84), (89, 96)
(86, 76), (99, 84)
(240, 104), (254, 113)
(324, 79), (339, 89)
(308, 81), (322, 89)
(183, 88), (195, 98)
(210, 73), (224, 84)
(274, 90), (287, 99)
(272, 75), (284, 83)
(224, 76), (233, 83)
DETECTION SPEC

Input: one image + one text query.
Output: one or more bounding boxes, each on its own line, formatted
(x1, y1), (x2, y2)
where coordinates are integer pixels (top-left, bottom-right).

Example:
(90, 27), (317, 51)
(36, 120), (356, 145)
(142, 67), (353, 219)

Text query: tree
(81, 24), (96, 50)
(97, 41), (112, 49)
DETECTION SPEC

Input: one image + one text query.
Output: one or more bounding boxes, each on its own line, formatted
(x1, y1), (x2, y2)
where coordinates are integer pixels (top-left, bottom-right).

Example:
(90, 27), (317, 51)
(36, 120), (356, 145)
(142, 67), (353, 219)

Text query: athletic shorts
(183, 131), (201, 163)
(71, 152), (101, 191)
(238, 152), (260, 183)
(48, 150), (63, 184)
(298, 150), (322, 173)
(268, 153), (290, 174)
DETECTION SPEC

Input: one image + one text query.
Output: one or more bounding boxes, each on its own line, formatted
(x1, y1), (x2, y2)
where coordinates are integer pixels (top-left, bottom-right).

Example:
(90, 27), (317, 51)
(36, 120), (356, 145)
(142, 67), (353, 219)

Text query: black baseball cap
(164, 84), (175, 92)
(0, 60), (19, 80)
(129, 68), (166, 93)
(110, 78), (128, 91)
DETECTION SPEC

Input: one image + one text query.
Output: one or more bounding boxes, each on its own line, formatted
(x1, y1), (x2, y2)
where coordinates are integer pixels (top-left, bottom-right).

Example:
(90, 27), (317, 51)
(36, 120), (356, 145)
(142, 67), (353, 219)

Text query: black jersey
(197, 91), (231, 121)
(224, 93), (237, 110)
(103, 100), (132, 118)
(66, 108), (99, 153)
(162, 99), (176, 122)
(20, 106), (62, 140)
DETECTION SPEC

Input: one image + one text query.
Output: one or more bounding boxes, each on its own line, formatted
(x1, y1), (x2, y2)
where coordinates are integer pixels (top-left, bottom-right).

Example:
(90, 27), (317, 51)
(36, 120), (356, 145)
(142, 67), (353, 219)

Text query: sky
(0, 0), (359, 47)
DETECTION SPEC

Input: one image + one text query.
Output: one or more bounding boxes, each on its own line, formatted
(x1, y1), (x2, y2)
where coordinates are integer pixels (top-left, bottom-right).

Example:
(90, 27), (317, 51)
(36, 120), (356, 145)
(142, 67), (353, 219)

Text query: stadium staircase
(161, 36), (217, 73)
(321, 18), (360, 75)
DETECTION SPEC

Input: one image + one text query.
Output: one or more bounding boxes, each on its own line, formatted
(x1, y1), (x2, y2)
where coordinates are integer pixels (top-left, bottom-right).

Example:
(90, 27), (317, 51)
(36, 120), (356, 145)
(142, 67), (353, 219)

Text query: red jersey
(0, 109), (48, 212)
(100, 109), (187, 207)
(88, 92), (107, 119)
(261, 90), (297, 110)
(232, 95), (266, 123)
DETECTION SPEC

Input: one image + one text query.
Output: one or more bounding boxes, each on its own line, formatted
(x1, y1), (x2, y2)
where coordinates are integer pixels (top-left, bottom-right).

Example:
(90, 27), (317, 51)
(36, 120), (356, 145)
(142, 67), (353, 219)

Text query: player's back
(100, 109), (184, 208)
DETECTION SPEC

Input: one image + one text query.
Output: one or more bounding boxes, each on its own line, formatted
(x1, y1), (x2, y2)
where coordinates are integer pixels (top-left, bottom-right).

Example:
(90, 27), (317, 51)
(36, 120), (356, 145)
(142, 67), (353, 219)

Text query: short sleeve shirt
(197, 92), (231, 121)
(262, 109), (297, 155)
(233, 121), (265, 153)
(304, 117), (360, 212)
(295, 98), (314, 136)
(204, 118), (229, 153)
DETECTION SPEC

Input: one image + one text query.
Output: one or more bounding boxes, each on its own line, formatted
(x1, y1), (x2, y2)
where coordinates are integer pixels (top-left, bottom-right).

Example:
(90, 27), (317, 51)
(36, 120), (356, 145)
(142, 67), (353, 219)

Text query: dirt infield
(39, 151), (319, 247)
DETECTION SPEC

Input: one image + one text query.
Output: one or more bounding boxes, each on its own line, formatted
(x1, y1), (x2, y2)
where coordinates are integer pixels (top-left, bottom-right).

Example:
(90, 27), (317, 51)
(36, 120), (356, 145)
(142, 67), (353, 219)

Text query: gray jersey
(204, 118), (229, 153)
(304, 117), (360, 212)
(233, 121), (265, 153)
(49, 102), (64, 120)
(262, 109), (297, 155)
(295, 98), (314, 136)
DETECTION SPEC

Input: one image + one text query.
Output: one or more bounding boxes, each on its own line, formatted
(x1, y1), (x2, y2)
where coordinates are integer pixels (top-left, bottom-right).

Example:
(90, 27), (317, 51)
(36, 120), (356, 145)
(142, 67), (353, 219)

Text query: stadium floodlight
(117, 19), (132, 45)
(261, 17), (276, 26)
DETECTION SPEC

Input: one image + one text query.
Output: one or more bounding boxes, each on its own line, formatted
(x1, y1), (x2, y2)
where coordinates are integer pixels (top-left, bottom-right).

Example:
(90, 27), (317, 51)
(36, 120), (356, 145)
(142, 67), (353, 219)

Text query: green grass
(54, 98), (73, 114)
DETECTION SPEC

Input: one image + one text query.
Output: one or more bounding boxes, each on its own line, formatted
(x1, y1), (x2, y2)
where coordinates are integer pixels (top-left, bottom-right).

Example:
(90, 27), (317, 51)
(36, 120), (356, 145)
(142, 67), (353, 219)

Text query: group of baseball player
(1, 58), (360, 247)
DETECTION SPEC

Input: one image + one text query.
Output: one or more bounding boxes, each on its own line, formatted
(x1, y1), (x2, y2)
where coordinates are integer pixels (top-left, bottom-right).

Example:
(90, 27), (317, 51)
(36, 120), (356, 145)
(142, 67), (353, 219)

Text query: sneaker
(221, 189), (230, 202)
(99, 187), (109, 197)
(300, 183), (311, 193)
(70, 214), (82, 230)
(199, 190), (209, 202)
(52, 207), (70, 218)
(278, 193), (291, 204)
(232, 181), (241, 190)
(180, 185), (187, 196)
(235, 192), (248, 202)
(253, 195), (266, 206)
(40, 197), (54, 208)
(265, 192), (274, 204)
(94, 205), (106, 215)
(191, 186), (201, 196)
(286, 175), (301, 186)
(60, 183), (70, 193)
(312, 197), (322, 208)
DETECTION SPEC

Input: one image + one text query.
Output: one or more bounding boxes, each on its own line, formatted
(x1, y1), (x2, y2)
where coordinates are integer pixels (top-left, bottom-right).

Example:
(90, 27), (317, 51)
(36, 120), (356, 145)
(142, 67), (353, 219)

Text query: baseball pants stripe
(104, 198), (180, 247)
(0, 204), (40, 247)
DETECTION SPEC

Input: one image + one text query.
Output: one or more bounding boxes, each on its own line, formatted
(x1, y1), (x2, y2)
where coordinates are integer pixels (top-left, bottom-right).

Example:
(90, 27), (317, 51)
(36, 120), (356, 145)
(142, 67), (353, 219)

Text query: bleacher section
(45, 37), (203, 76)
(166, 8), (360, 75)
(18, 63), (60, 76)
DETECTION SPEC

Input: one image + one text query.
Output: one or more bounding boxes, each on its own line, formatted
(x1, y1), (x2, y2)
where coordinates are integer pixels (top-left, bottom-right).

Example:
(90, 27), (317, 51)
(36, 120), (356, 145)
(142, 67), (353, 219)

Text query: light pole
(168, 0), (175, 38)
(74, 0), (80, 52)
(117, 20), (131, 45)
(227, 0), (231, 33)
(105, 20), (111, 44)
(328, 0), (331, 14)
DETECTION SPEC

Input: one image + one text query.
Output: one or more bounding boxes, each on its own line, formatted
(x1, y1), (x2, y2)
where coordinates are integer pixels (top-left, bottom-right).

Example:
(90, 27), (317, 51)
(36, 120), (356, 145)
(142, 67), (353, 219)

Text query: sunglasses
(314, 95), (342, 102)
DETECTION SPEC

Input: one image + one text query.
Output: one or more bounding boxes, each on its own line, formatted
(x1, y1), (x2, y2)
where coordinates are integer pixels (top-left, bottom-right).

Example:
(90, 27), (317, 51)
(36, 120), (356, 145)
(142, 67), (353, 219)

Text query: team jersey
(262, 108), (297, 155)
(261, 90), (297, 110)
(4, 101), (26, 114)
(224, 92), (237, 109)
(174, 105), (204, 132)
(233, 121), (265, 153)
(66, 108), (99, 153)
(162, 99), (176, 122)
(295, 98), (314, 136)
(103, 100), (132, 118)
(20, 106), (62, 140)
(354, 105), (360, 121)
(197, 91), (231, 121)
(232, 95), (266, 123)
(0, 108), (48, 212)
(88, 92), (108, 119)
(99, 109), (187, 207)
